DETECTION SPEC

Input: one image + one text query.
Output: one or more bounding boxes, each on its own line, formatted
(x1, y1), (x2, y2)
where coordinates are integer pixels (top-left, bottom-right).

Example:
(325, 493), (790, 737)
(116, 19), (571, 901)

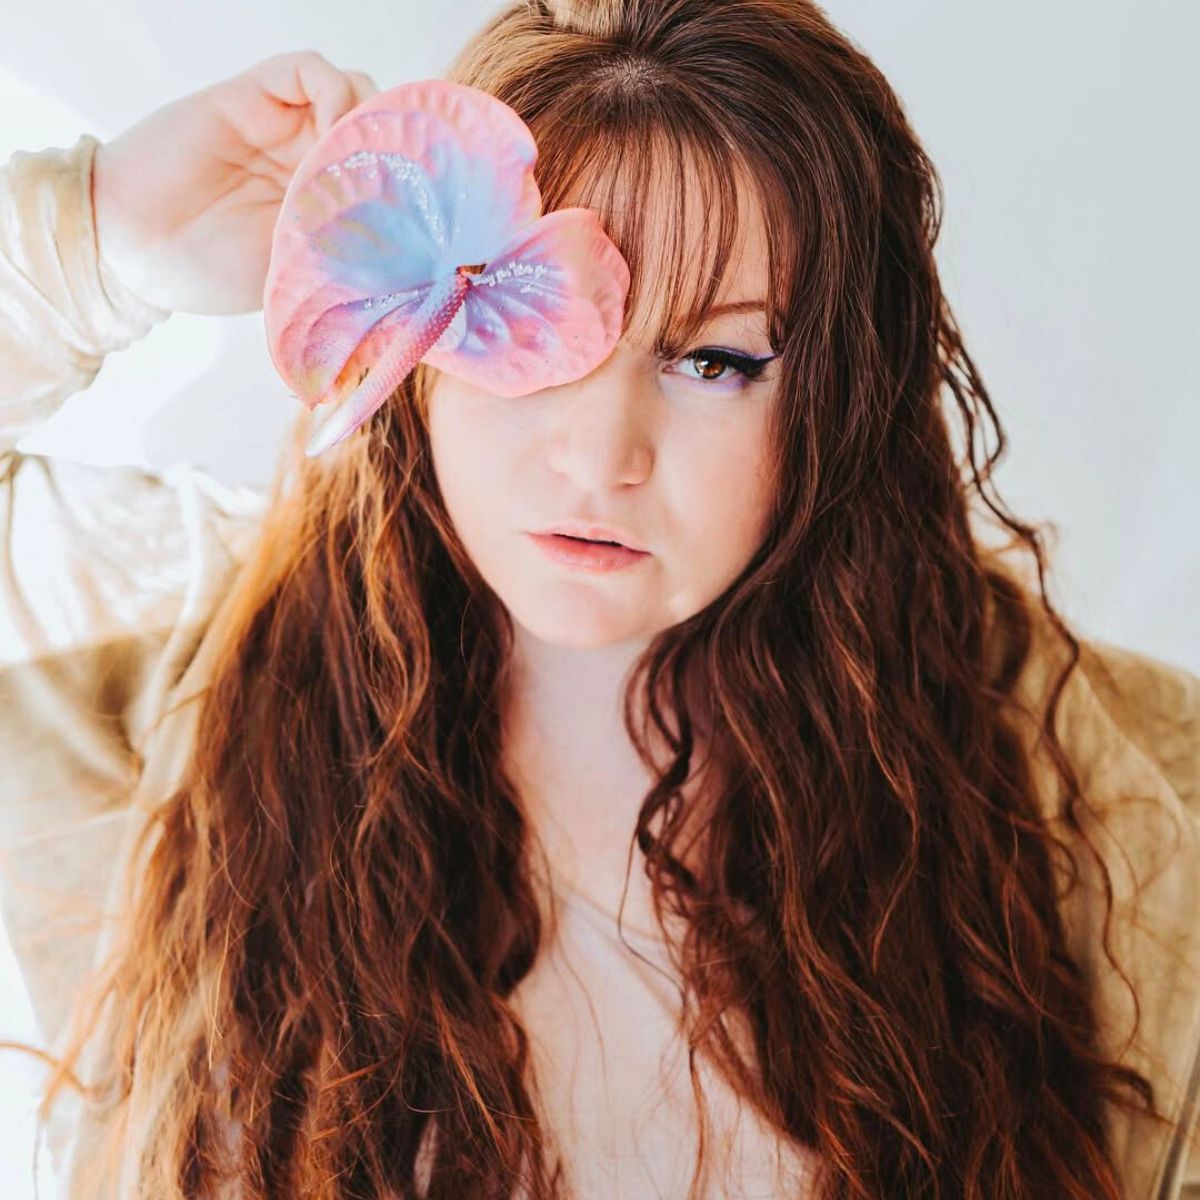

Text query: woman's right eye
(666, 347), (777, 390)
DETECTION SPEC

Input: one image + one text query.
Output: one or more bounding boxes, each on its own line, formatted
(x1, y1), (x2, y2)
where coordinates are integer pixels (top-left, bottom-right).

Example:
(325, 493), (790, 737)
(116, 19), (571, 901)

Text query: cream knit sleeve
(0, 132), (266, 1066)
(0, 131), (170, 453)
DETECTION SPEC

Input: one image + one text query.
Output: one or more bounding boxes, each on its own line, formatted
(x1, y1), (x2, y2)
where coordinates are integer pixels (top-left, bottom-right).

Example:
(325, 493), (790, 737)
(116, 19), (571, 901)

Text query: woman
(1, 1), (1197, 1197)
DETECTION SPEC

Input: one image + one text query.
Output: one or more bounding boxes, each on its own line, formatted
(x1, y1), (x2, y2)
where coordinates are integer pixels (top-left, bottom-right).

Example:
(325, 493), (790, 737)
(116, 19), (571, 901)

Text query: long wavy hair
(23, 0), (1172, 1196)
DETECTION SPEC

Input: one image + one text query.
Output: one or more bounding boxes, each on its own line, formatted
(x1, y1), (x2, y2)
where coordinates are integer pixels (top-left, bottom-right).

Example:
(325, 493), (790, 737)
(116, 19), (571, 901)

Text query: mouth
(533, 524), (649, 553)
(526, 532), (651, 572)
(556, 534), (622, 546)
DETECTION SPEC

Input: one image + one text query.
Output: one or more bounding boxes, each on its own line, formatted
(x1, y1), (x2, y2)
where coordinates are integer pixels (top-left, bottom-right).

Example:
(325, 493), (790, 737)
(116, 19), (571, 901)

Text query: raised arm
(0, 51), (378, 1059)
(2, 49), (379, 458)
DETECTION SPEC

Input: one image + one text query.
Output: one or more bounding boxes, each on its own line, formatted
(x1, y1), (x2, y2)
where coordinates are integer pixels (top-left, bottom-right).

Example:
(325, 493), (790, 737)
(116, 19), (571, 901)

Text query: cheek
(428, 388), (506, 513)
(426, 386), (535, 570)
(676, 417), (775, 554)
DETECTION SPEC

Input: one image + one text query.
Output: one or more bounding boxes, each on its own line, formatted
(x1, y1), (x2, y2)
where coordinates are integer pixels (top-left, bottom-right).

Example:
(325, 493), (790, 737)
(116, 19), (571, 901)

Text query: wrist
(89, 137), (171, 325)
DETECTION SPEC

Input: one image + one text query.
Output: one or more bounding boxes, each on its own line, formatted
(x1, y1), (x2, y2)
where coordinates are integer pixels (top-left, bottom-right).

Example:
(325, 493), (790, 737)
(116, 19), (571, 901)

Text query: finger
(256, 50), (360, 136)
(344, 70), (380, 107)
(292, 51), (361, 135)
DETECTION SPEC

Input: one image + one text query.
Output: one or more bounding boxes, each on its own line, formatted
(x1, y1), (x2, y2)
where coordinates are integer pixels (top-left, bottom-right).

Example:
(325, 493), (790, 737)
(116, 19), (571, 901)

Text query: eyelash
(667, 347), (776, 389)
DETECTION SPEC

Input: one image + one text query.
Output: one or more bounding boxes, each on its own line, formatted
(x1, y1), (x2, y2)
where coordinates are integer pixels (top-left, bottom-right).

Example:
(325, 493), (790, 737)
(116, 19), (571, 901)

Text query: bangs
(528, 114), (788, 358)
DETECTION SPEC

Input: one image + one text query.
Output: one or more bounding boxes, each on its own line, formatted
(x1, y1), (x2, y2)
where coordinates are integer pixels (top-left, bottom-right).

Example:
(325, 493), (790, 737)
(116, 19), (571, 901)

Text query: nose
(543, 347), (655, 489)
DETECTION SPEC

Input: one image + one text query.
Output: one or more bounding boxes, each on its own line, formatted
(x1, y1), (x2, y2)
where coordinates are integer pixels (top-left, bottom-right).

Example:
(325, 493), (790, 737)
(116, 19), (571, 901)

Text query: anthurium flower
(262, 78), (631, 458)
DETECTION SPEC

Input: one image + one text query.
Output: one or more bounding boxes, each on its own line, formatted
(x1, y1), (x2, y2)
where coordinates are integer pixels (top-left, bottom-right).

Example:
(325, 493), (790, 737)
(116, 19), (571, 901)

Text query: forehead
(544, 133), (774, 354)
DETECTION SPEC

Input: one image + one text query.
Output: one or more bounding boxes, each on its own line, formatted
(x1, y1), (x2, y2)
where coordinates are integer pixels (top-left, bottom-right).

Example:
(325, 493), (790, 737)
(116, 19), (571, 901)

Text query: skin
(426, 169), (781, 933)
(92, 51), (378, 316)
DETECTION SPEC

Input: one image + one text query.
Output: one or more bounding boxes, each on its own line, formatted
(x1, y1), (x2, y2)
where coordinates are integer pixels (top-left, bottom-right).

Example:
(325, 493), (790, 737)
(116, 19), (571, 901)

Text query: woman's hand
(92, 50), (378, 316)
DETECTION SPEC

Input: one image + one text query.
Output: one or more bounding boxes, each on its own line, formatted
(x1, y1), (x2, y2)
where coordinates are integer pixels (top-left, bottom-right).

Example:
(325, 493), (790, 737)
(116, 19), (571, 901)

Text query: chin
(509, 601), (654, 651)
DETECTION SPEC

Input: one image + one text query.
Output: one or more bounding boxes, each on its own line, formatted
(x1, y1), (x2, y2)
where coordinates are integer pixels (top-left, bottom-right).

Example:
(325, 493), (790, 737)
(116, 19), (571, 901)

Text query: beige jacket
(0, 133), (1197, 1199)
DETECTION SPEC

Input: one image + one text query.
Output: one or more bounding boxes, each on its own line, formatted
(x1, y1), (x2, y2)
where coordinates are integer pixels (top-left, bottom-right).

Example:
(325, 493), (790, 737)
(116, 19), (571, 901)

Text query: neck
(499, 620), (715, 929)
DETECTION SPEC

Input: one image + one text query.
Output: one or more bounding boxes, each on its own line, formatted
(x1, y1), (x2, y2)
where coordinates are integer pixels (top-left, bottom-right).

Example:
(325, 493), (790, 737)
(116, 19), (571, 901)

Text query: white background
(1, 2), (1197, 1195)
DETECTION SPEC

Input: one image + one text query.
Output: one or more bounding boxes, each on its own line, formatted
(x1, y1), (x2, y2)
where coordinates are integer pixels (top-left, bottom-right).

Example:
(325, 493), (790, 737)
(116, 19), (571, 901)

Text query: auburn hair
(22, 1), (1170, 1196)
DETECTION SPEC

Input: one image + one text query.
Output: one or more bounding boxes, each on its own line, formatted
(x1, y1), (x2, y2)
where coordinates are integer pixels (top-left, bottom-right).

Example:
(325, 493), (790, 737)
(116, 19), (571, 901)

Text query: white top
(505, 873), (818, 1197)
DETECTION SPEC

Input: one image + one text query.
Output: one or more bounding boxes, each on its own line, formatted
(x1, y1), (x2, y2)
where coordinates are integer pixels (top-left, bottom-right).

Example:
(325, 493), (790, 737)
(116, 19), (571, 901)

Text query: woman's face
(425, 180), (780, 650)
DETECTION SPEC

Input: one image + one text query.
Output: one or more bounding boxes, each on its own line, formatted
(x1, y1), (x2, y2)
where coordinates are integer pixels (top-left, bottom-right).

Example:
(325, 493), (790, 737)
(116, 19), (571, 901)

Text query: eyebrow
(646, 298), (771, 358)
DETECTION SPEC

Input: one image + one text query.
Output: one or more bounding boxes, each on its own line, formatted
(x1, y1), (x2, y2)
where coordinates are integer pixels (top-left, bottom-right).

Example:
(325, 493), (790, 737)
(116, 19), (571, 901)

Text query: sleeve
(1038, 629), (1200, 1200)
(1074, 637), (1200, 1199)
(0, 131), (171, 454)
(0, 134), (269, 1052)
(1075, 636), (1200, 816)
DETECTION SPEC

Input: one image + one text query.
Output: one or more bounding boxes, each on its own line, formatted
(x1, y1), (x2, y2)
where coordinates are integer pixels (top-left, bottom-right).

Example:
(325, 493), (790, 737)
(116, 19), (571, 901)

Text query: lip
(533, 521), (649, 552)
(526, 532), (651, 573)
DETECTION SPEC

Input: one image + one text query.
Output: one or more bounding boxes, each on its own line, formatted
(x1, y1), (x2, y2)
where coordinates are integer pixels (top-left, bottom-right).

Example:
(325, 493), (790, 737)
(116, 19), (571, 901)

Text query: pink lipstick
(527, 532), (651, 573)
